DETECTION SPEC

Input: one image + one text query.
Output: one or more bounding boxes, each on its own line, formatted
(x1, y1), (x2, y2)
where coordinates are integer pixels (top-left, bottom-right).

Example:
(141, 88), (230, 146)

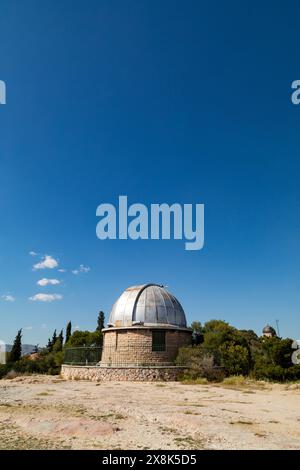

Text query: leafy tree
(176, 318), (300, 382)
(52, 330), (64, 353)
(96, 311), (105, 332)
(65, 321), (72, 343)
(191, 321), (203, 333)
(66, 330), (102, 347)
(52, 340), (62, 353)
(201, 320), (238, 351)
(203, 319), (230, 334)
(191, 321), (204, 345)
(239, 329), (259, 343)
(270, 338), (294, 368)
(254, 337), (293, 369)
(219, 343), (250, 376)
(10, 329), (22, 362)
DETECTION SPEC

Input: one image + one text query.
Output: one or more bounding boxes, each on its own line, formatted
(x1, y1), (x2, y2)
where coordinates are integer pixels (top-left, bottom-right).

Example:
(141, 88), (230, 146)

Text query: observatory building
(62, 283), (192, 381)
(262, 324), (277, 338)
(100, 283), (192, 367)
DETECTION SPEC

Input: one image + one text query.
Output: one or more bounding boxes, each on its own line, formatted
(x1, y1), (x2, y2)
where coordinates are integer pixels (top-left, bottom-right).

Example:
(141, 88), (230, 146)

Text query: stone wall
(100, 328), (191, 366)
(61, 364), (185, 382)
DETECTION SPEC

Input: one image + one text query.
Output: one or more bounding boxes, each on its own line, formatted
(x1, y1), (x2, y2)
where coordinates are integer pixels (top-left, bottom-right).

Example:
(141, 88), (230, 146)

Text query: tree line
(0, 311), (105, 378)
(2, 315), (300, 382)
(177, 320), (300, 382)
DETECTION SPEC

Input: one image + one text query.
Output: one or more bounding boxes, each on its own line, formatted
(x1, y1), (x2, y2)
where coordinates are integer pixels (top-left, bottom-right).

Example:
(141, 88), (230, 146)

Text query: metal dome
(262, 324), (276, 335)
(108, 284), (187, 328)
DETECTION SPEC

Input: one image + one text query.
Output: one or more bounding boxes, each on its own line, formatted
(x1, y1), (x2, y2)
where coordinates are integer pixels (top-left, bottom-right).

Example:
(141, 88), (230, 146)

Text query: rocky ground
(0, 375), (299, 449)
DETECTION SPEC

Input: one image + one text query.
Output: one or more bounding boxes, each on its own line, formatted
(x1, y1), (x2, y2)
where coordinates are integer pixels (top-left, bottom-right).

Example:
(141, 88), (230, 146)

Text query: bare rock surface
(0, 375), (299, 449)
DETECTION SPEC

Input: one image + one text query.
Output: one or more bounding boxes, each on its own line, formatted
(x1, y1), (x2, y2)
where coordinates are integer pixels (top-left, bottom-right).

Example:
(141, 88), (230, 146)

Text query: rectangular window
(152, 330), (166, 352)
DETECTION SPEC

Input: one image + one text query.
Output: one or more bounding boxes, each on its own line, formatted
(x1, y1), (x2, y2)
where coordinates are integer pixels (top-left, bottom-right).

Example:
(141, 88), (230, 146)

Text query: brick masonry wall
(61, 364), (185, 382)
(100, 328), (191, 366)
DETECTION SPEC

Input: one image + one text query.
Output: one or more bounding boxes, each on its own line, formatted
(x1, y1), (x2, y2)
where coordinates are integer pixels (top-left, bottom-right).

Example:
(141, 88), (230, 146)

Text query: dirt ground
(0, 375), (299, 450)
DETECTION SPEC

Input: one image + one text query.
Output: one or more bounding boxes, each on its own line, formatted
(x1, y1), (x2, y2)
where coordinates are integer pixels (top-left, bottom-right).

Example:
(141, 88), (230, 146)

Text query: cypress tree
(65, 321), (72, 343)
(10, 329), (22, 362)
(48, 329), (57, 352)
(96, 311), (105, 332)
(58, 330), (64, 345)
(58, 329), (64, 350)
(52, 329), (57, 345)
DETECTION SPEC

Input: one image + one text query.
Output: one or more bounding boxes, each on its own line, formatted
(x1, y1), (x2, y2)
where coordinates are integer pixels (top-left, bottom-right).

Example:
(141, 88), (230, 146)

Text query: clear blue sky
(1, 0), (300, 345)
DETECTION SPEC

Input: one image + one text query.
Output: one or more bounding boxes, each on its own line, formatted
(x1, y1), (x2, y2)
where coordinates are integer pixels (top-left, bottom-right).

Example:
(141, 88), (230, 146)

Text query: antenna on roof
(275, 319), (280, 337)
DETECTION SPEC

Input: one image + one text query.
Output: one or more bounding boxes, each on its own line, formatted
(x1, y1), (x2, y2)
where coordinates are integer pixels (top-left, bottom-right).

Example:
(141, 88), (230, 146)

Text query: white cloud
(37, 278), (60, 287)
(29, 251), (38, 256)
(29, 293), (63, 302)
(58, 269), (66, 273)
(24, 326), (33, 330)
(33, 255), (58, 270)
(72, 264), (90, 275)
(41, 323), (47, 329)
(1, 294), (15, 302)
(74, 325), (80, 330)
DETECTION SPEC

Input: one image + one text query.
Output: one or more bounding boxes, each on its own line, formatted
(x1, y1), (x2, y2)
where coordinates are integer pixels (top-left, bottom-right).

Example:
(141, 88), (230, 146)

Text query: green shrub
(221, 376), (248, 387)
(219, 343), (251, 376)
(6, 351), (65, 377)
(180, 376), (208, 385)
(253, 364), (300, 382)
(252, 365), (286, 381)
(176, 346), (224, 382)
(0, 364), (9, 379)
(284, 365), (300, 381)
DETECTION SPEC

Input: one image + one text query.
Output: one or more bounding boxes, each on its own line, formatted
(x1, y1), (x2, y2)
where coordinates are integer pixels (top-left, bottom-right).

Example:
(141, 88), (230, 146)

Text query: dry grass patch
(180, 377), (208, 385)
(230, 420), (254, 425)
(174, 435), (206, 449)
(219, 376), (267, 390)
(0, 422), (68, 450)
(284, 382), (300, 391)
(87, 412), (126, 422)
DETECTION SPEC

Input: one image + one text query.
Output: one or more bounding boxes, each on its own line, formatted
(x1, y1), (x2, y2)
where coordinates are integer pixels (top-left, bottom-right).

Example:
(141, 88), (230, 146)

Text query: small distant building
(262, 324), (277, 338)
